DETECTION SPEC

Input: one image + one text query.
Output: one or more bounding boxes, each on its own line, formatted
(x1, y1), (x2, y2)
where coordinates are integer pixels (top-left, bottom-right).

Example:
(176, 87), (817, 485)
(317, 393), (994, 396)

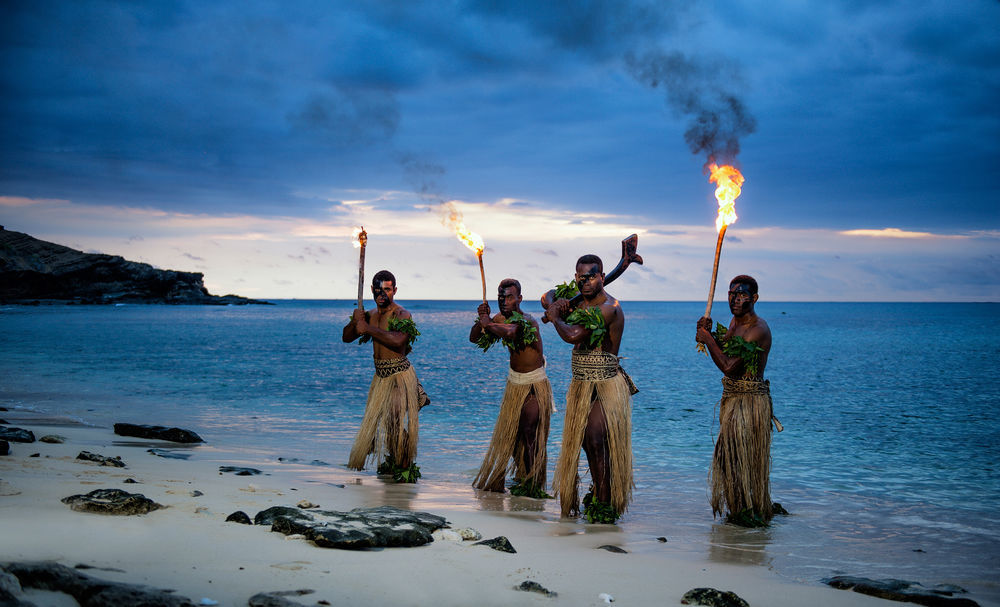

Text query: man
(695, 274), (777, 525)
(469, 278), (553, 498)
(343, 270), (426, 481)
(542, 255), (634, 523)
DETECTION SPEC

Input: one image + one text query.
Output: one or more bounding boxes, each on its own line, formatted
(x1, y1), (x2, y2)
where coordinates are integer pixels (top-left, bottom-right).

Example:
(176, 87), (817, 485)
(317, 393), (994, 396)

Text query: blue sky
(2, 1), (998, 301)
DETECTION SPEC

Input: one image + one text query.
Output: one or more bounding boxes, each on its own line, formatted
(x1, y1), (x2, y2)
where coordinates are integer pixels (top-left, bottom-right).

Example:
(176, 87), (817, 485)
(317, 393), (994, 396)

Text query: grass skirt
(710, 377), (773, 522)
(472, 367), (553, 492)
(553, 371), (633, 518)
(347, 360), (421, 471)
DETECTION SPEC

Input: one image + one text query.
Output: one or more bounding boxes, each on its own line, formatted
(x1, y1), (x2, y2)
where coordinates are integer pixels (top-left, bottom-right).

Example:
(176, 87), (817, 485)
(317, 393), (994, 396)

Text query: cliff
(0, 227), (270, 305)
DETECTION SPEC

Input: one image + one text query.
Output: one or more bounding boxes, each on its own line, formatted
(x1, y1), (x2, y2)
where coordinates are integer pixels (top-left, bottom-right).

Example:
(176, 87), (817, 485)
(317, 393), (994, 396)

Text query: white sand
(0, 414), (890, 607)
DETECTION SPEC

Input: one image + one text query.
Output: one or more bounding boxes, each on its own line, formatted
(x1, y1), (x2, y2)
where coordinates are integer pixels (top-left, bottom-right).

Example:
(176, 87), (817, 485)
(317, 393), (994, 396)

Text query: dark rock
(147, 448), (192, 459)
(254, 506), (304, 526)
(255, 505), (447, 550)
(28, 453), (39, 457)
(114, 423), (204, 443)
(474, 536), (517, 554)
(0, 427), (35, 443)
(123, 478), (139, 484)
(190, 490), (203, 497)
(823, 576), (979, 606)
(219, 466), (261, 476)
(0, 419), (8, 424)
(39, 435), (66, 444)
(515, 580), (557, 597)
(0, 569), (27, 604)
(0, 228), (270, 305)
(61, 488), (164, 515)
(1, 561), (196, 606)
(277, 458), (330, 466)
(772, 502), (790, 515)
(226, 511), (252, 525)
(0, 440), (8, 456)
(77, 451), (126, 467)
(598, 545), (628, 553)
(681, 588), (750, 607)
(248, 589), (316, 607)
(657, 537), (668, 543)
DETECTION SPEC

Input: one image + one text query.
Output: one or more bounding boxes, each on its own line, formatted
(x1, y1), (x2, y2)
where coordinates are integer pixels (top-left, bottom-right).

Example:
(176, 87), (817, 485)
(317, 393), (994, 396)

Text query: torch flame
(708, 163), (743, 232)
(454, 222), (485, 256)
(351, 226), (367, 249)
(442, 202), (484, 255)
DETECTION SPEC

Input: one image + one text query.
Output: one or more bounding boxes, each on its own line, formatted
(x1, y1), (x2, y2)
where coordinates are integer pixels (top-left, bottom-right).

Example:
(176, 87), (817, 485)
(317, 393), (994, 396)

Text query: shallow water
(2, 300), (998, 603)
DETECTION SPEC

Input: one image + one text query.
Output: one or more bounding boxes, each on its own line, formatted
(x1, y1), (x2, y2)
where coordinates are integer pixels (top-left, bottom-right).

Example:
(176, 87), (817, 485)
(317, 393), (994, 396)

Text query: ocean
(2, 300), (998, 603)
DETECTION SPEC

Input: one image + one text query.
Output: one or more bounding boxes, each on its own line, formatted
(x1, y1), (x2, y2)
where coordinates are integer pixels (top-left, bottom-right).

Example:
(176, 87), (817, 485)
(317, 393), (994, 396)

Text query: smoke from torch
(442, 202), (487, 304)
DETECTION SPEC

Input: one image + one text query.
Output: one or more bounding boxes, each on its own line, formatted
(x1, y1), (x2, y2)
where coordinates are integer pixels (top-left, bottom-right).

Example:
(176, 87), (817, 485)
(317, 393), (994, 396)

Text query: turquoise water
(2, 301), (998, 602)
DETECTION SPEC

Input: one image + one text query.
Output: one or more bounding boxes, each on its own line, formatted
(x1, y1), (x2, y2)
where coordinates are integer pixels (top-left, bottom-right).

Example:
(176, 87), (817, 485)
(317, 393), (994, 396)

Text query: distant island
(0, 226), (270, 305)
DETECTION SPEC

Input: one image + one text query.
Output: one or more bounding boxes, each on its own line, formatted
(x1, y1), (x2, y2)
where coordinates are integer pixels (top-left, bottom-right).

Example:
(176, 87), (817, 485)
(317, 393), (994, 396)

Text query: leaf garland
(565, 306), (607, 350)
(350, 314), (420, 348)
(473, 310), (538, 353)
(387, 317), (420, 346)
(553, 280), (579, 300)
(376, 454), (422, 483)
(582, 490), (619, 524)
(712, 322), (764, 378)
(509, 479), (552, 499)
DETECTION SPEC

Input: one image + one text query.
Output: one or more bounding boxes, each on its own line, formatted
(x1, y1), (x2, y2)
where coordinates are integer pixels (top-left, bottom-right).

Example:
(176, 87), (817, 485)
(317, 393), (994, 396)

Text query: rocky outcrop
(255, 505), (448, 549)
(61, 488), (163, 515)
(0, 427), (35, 443)
(681, 588), (750, 607)
(1, 561), (195, 606)
(824, 576), (979, 606)
(114, 423), (204, 443)
(0, 227), (270, 305)
(77, 451), (126, 467)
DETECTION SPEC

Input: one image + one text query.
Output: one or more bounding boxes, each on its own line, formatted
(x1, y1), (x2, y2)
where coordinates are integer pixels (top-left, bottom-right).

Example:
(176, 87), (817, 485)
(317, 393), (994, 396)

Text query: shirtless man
(542, 255), (633, 522)
(343, 270), (426, 481)
(695, 274), (777, 524)
(470, 278), (553, 498)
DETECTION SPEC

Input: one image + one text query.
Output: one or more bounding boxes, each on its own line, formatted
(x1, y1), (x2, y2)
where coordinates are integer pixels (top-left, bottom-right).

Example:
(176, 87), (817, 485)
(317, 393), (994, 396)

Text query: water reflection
(473, 489), (548, 514)
(707, 521), (774, 567)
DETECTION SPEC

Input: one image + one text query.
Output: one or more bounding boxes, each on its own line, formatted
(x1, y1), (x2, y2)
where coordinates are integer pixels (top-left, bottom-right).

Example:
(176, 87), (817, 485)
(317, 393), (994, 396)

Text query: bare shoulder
(392, 305), (412, 321)
(746, 316), (771, 347)
(600, 292), (623, 321)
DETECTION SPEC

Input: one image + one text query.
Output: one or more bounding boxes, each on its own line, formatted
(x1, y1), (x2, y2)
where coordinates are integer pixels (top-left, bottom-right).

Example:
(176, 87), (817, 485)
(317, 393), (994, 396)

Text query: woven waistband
(571, 350), (620, 381)
(508, 365), (548, 385)
(721, 376), (770, 396)
(374, 357), (411, 378)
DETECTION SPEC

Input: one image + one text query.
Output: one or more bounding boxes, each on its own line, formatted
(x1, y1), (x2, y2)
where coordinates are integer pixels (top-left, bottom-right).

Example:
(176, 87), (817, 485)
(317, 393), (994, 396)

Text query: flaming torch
(442, 202), (486, 303)
(353, 226), (368, 310)
(698, 163), (744, 351)
(455, 225), (487, 304)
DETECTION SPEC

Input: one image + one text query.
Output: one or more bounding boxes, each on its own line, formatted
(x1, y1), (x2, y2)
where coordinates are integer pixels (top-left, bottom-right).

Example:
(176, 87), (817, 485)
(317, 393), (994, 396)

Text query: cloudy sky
(2, 1), (998, 302)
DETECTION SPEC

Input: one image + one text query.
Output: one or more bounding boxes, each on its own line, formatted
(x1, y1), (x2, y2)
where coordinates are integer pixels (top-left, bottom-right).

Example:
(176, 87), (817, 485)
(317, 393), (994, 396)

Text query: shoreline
(1, 409), (909, 607)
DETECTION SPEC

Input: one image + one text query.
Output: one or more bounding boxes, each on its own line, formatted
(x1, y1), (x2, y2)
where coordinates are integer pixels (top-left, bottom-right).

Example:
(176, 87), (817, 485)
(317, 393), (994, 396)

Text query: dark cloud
(532, 248), (559, 257)
(182, 252), (204, 261)
(0, 0), (997, 235)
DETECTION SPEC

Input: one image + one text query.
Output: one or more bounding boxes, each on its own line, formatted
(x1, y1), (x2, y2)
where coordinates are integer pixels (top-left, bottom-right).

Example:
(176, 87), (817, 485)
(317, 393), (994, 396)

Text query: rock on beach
(114, 423), (204, 443)
(61, 488), (164, 515)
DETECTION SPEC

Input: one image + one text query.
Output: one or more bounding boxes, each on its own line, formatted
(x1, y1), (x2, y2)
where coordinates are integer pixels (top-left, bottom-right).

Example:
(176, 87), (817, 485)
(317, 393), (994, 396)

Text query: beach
(0, 410), (898, 607)
(2, 300), (998, 606)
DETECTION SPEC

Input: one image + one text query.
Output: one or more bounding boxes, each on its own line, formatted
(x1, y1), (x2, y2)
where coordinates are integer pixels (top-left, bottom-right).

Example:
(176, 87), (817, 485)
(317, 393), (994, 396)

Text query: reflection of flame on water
(443, 203), (484, 255)
(352, 226), (367, 249)
(708, 163), (743, 232)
